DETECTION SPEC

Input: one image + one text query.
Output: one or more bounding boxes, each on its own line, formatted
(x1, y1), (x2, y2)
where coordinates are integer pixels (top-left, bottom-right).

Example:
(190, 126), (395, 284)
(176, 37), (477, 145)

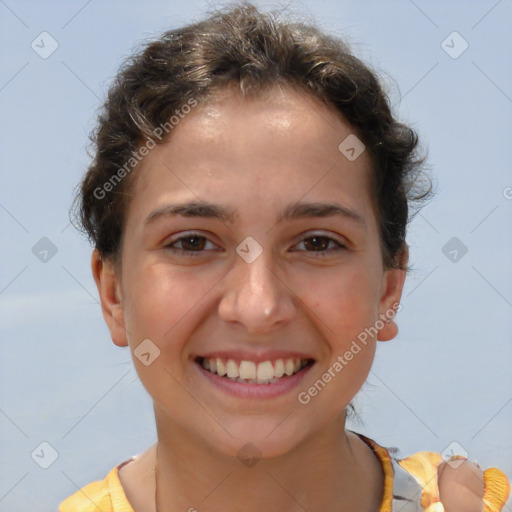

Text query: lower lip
(195, 361), (314, 399)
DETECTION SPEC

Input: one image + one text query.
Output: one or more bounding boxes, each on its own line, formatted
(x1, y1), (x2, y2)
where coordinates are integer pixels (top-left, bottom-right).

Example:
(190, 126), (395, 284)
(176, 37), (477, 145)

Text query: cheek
(296, 261), (382, 342)
(122, 263), (214, 352)
(121, 264), (214, 399)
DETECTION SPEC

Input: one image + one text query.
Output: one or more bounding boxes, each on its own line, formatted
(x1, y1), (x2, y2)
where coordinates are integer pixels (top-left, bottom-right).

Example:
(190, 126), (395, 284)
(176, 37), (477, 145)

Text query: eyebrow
(144, 200), (366, 229)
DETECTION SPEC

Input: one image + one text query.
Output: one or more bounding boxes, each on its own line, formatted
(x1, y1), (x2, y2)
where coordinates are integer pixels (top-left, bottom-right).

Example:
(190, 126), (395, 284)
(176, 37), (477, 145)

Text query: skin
(92, 84), (409, 511)
(438, 460), (485, 512)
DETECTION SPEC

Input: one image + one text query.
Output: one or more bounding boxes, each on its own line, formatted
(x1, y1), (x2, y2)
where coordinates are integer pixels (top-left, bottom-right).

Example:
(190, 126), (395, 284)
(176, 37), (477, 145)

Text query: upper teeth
(201, 357), (308, 382)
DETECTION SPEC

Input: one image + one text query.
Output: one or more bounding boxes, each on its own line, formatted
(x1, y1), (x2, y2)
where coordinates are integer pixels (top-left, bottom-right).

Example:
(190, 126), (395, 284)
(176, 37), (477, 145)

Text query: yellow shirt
(59, 434), (510, 511)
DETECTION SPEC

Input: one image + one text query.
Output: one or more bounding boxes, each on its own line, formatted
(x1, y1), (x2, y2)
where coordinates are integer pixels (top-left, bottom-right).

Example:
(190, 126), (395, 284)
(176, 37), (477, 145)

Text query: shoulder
(58, 462), (134, 512)
(58, 469), (112, 512)
(397, 451), (510, 512)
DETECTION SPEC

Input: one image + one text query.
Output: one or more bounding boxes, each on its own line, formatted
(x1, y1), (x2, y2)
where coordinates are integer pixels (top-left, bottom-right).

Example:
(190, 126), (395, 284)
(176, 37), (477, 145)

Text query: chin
(204, 415), (313, 462)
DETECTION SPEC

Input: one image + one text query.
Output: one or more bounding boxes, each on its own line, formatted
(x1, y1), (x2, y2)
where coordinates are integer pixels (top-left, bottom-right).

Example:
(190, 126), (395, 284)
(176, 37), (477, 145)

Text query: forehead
(126, 84), (376, 229)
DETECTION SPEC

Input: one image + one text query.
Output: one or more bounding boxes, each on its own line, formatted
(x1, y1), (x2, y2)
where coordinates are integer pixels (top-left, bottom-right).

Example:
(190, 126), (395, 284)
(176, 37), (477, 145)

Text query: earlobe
(91, 249), (128, 347)
(376, 247), (408, 342)
(377, 319), (399, 341)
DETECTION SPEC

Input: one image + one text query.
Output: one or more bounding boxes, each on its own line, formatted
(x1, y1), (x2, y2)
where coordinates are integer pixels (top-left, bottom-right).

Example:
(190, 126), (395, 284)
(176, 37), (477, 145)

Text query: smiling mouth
(195, 356), (314, 384)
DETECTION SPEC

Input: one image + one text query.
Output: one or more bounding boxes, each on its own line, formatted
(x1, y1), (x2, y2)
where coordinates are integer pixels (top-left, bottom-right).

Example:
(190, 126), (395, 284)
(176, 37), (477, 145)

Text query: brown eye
(178, 235), (207, 251)
(293, 234), (346, 257)
(165, 233), (218, 256)
(303, 236), (330, 251)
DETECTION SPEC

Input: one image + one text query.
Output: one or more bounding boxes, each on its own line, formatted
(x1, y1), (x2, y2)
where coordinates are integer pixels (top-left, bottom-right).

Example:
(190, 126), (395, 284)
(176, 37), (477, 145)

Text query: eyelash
(164, 232), (347, 257)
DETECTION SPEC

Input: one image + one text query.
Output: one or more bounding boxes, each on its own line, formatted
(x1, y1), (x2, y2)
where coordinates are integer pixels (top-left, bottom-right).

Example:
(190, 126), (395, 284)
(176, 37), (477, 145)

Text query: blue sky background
(0, 1), (511, 510)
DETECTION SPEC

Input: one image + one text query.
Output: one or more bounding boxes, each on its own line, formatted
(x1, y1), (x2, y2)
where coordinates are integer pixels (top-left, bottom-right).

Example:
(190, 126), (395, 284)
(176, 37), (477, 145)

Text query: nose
(218, 248), (296, 335)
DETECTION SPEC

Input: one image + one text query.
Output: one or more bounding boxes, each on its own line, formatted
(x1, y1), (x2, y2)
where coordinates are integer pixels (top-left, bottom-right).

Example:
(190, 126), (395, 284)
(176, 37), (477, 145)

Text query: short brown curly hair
(73, 2), (431, 269)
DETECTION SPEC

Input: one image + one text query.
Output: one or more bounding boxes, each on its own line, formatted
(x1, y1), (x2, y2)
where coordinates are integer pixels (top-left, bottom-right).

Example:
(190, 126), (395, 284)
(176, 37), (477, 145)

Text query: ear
(91, 249), (128, 347)
(376, 246), (408, 342)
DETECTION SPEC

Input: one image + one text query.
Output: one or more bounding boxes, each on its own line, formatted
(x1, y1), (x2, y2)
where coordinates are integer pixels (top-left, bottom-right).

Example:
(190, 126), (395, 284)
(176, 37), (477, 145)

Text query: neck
(153, 406), (383, 512)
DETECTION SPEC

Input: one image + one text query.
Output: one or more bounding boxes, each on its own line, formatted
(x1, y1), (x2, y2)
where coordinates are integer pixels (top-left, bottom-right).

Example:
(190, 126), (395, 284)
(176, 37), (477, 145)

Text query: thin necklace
(154, 442), (159, 512)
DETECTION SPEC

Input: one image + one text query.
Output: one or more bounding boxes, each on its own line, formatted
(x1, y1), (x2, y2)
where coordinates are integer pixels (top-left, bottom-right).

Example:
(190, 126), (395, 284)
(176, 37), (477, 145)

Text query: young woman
(59, 3), (510, 511)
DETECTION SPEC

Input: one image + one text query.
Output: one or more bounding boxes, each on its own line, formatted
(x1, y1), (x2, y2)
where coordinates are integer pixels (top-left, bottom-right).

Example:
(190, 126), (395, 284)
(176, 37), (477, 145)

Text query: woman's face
(95, 85), (406, 458)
